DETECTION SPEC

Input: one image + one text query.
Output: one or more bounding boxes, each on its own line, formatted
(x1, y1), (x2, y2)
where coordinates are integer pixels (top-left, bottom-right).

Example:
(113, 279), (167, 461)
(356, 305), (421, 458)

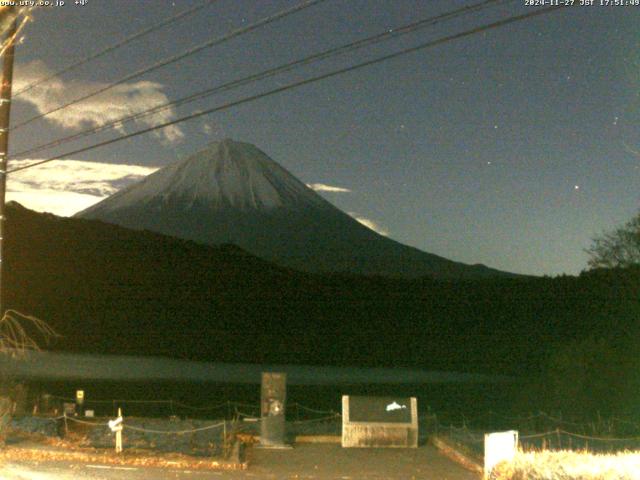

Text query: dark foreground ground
(1, 444), (479, 479)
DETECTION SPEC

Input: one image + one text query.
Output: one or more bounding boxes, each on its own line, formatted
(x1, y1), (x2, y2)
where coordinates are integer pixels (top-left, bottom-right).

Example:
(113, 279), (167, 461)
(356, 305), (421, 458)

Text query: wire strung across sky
(11, 0), (515, 160)
(13, 0), (218, 98)
(10, 0), (327, 132)
(8, 4), (568, 176)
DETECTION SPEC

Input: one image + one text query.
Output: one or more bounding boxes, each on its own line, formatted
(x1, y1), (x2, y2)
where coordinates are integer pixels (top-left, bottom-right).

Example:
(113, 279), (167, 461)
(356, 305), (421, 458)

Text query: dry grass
(0, 430), (247, 471)
(0, 445), (247, 470)
(491, 450), (640, 480)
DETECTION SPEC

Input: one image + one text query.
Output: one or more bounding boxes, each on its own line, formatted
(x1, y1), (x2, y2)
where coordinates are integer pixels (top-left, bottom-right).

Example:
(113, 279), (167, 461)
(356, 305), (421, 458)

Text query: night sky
(6, 0), (640, 276)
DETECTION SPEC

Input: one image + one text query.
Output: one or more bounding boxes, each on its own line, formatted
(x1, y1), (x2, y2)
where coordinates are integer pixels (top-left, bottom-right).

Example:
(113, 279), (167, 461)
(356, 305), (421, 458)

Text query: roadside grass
(491, 450), (640, 480)
(0, 430), (247, 471)
(0, 443), (247, 470)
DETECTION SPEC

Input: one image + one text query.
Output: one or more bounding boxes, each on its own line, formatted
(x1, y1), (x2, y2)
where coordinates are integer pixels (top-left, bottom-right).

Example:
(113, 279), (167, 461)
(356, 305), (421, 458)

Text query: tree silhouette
(0, 310), (57, 445)
(586, 212), (640, 269)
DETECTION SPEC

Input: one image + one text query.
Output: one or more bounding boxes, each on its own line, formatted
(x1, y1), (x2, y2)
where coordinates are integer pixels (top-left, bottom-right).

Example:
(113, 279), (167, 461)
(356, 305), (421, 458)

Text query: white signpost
(108, 408), (124, 453)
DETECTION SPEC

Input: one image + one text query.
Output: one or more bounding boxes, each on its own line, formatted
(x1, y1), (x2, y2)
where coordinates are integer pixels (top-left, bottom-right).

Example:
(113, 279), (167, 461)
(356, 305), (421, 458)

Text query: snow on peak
(82, 139), (329, 214)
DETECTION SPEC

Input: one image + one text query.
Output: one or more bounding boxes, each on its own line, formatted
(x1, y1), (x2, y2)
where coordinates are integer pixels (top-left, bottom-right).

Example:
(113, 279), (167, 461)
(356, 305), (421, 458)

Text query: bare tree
(0, 310), (57, 445)
(586, 212), (640, 269)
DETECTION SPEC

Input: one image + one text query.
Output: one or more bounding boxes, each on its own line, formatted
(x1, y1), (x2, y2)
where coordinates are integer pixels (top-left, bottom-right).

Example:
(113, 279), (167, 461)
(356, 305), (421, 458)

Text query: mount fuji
(77, 139), (510, 278)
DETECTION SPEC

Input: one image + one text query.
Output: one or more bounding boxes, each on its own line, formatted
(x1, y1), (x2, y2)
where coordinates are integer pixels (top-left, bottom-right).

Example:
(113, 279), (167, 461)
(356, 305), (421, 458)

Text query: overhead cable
(11, 0), (514, 160)
(8, 5), (567, 175)
(13, 0), (219, 97)
(10, 0), (328, 131)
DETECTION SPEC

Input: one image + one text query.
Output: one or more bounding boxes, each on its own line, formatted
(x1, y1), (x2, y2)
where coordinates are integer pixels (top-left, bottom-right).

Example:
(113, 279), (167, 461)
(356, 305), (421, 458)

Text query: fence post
(223, 419), (227, 455)
(556, 428), (561, 449)
(107, 409), (123, 453)
(63, 411), (68, 437)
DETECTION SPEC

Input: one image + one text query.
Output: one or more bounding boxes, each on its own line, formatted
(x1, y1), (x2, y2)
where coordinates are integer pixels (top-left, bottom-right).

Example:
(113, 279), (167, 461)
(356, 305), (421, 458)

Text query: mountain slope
(5, 202), (639, 379)
(77, 139), (511, 279)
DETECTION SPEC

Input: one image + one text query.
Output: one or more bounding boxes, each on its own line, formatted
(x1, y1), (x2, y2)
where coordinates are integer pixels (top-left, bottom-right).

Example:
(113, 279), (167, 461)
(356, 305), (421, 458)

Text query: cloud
(307, 183), (352, 193)
(348, 212), (389, 236)
(7, 158), (391, 238)
(7, 159), (158, 217)
(306, 183), (386, 235)
(14, 61), (184, 144)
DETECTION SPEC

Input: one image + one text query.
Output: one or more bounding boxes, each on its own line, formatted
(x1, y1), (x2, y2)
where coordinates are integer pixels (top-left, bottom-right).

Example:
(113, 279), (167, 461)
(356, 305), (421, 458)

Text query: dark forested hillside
(4, 203), (640, 398)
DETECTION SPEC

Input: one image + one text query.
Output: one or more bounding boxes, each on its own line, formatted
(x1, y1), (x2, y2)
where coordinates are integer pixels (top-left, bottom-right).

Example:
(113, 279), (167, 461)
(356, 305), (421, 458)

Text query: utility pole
(0, 9), (17, 318)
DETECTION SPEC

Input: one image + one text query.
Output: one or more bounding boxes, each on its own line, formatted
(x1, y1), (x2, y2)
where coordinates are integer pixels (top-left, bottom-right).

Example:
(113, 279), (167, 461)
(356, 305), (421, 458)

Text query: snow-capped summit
(77, 139), (511, 279)
(81, 139), (327, 214)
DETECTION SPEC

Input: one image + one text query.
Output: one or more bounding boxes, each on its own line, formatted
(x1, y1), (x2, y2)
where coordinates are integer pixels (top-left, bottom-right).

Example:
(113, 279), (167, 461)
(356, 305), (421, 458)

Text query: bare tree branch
(0, 309), (59, 358)
(586, 212), (640, 269)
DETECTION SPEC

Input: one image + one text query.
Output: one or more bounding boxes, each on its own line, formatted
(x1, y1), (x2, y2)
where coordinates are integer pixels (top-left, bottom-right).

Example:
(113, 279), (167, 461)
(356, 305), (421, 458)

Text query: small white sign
(84, 410), (94, 418)
(484, 430), (518, 479)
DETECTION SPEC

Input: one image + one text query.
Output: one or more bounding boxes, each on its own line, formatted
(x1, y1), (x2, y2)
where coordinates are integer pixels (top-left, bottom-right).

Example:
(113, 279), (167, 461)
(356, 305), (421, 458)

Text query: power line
(11, 0), (514, 160)
(14, 0), (219, 98)
(10, 0), (327, 131)
(8, 5), (567, 176)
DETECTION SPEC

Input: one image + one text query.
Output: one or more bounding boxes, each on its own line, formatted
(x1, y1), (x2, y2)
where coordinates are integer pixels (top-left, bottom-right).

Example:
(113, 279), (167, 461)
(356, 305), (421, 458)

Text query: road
(2, 444), (480, 479)
(2, 461), (247, 479)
